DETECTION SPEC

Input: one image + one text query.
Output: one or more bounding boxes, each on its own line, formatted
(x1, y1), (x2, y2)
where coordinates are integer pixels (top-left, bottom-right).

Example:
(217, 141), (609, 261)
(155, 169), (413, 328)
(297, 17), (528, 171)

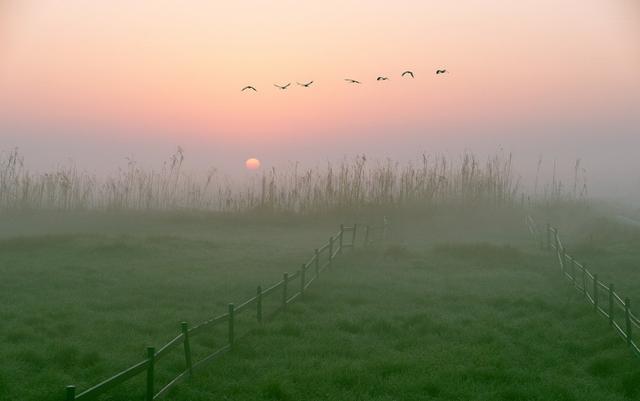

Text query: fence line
(526, 216), (640, 359)
(64, 218), (389, 400)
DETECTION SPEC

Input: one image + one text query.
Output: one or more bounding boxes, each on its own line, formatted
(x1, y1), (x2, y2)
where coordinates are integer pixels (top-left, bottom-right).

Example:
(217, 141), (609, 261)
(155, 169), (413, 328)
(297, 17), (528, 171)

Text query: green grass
(557, 218), (640, 299)
(0, 212), (348, 401)
(1, 209), (639, 400)
(171, 242), (640, 401)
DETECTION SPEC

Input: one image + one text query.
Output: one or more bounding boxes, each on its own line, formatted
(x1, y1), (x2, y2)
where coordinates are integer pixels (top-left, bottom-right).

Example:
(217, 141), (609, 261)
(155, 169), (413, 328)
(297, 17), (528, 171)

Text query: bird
(435, 69), (448, 75)
(241, 86), (257, 92)
(344, 78), (361, 84)
(401, 71), (414, 78)
(376, 76), (389, 81)
(297, 81), (313, 87)
(274, 83), (291, 90)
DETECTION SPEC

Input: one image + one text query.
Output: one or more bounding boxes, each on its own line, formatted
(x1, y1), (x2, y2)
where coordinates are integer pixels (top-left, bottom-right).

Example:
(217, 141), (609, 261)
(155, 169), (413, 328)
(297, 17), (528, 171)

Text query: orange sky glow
(0, 0), (639, 193)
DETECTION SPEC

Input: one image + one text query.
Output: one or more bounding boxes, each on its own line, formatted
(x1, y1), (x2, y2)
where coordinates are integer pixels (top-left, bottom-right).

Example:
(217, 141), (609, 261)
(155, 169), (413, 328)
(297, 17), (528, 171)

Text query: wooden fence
(64, 218), (389, 400)
(526, 216), (640, 359)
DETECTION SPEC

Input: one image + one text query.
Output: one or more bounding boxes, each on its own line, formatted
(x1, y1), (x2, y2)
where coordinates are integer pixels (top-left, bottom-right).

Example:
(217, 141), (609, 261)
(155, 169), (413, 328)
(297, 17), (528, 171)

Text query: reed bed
(0, 148), (582, 213)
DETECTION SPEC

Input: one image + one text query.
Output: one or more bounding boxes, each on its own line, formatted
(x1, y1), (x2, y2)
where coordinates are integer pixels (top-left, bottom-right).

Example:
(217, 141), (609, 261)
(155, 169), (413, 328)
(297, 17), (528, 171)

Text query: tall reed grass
(0, 148), (584, 213)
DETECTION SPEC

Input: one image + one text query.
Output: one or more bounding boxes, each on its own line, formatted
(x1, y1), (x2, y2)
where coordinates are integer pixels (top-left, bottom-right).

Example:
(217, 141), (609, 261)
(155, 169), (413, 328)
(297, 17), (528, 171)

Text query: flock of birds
(241, 69), (448, 92)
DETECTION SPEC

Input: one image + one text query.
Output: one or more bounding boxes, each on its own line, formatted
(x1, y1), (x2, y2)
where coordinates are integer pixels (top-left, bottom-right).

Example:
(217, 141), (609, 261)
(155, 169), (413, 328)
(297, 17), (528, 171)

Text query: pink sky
(1, 0), (639, 195)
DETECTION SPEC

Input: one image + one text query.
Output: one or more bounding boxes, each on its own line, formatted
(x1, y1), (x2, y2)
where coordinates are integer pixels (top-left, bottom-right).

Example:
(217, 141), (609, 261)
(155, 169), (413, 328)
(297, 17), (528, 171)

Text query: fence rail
(64, 218), (389, 401)
(526, 216), (640, 361)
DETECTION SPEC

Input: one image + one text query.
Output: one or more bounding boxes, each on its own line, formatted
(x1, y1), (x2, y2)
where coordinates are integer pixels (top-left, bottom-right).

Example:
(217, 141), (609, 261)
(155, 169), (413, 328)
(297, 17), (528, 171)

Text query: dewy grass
(0, 149), (586, 213)
(1, 208), (639, 400)
(166, 220), (640, 401)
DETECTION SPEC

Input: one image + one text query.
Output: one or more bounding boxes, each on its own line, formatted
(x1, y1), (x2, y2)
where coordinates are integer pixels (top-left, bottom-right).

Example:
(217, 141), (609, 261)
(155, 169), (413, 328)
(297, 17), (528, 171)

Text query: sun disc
(245, 158), (261, 170)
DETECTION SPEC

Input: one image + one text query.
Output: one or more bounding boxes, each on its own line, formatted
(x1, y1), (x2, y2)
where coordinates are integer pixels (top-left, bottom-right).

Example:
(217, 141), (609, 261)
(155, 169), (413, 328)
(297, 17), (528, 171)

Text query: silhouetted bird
(435, 69), (448, 75)
(376, 76), (389, 81)
(274, 83), (291, 90)
(297, 81), (314, 87)
(401, 71), (414, 78)
(345, 78), (361, 84)
(241, 86), (257, 92)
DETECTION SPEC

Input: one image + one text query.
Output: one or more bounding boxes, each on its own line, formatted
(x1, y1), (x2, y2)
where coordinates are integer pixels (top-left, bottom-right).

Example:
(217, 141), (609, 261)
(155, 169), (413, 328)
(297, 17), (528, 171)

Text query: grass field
(0, 211), (349, 401)
(1, 207), (640, 400)
(177, 243), (640, 401)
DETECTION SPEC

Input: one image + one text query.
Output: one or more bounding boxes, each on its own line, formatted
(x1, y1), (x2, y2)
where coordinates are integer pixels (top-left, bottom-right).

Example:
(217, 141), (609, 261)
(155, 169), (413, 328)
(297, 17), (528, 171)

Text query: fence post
(328, 237), (334, 268)
(593, 274), (599, 311)
(546, 223), (551, 250)
(256, 285), (263, 324)
(351, 224), (357, 250)
(339, 225), (344, 254)
(609, 284), (615, 326)
(582, 264), (587, 296)
(181, 322), (193, 376)
(282, 273), (289, 309)
(571, 258), (576, 287)
(65, 385), (76, 401)
(146, 347), (155, 401)
(364, 225), (370, 247)
(228, 303), (235, 349)
(314, 249), (320, 278)
(560, 247), (566, 273)
(625, 298), (632, 346)
(300, 263), (305, 297)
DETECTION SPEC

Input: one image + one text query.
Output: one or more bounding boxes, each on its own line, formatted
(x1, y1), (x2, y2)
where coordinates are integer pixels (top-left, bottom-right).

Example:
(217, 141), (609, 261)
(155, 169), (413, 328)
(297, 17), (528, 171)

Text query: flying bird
(241, 86), (257, 92)
(345, 78), (361, 84)
(435, 69), (448, 75)
(297, 81), (314, 87)
(274, 83), (291, 90)
(376, 76), (389, 81)
(401, 71), (414, 78)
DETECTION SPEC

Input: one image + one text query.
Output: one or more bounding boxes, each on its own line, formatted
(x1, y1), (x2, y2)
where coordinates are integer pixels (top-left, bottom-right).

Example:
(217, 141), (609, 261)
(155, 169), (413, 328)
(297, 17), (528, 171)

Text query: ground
(0, 207), (639, 400)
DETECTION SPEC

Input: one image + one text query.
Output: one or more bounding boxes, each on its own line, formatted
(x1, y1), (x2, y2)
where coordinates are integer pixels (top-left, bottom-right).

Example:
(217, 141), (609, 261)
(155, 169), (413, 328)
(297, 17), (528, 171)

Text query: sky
(1, 0), (639, 197)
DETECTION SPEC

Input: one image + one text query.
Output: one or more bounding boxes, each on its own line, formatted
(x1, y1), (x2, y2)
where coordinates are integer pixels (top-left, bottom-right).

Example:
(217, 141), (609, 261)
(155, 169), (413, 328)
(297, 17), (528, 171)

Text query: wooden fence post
(582, 264), (587, 296)
(282, 273), (289, 309)
(181, 322), (193, 376)
(546, 223), (551, 250)
(328, 237), (334, 268)
(625, 298), (632, 346)
(609, 284), (615, 326)
(561, 247), (566, 273)
(228, 303), (235, 349)
(571, 259), (576, 287)
(339, 225), (344, 254)
(314, 249), (320, 278)
(364, 225), (370, 247)
(65, 385), (76, 401)
(351, 224), (357, 250)
(300, 264), (305, 297)
(146, 347), (155, 401)
(593, 274), (599, 311)
(256, 285), (263, 324)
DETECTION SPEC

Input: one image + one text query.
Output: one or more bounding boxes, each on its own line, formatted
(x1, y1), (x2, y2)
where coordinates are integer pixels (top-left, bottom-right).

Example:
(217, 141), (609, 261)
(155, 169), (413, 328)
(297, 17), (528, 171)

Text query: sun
(245, 158), (261, 170)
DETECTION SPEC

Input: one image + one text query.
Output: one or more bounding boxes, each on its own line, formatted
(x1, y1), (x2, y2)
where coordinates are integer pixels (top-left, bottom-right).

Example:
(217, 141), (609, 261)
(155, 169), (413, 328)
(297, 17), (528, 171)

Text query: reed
(0, 148), (584, 213)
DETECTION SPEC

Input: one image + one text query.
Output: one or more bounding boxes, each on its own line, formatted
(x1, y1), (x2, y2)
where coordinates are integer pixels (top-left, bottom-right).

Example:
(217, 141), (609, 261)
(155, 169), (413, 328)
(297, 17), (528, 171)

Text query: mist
(2, 2), (640, 401)
(2, 0), (639, 203)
